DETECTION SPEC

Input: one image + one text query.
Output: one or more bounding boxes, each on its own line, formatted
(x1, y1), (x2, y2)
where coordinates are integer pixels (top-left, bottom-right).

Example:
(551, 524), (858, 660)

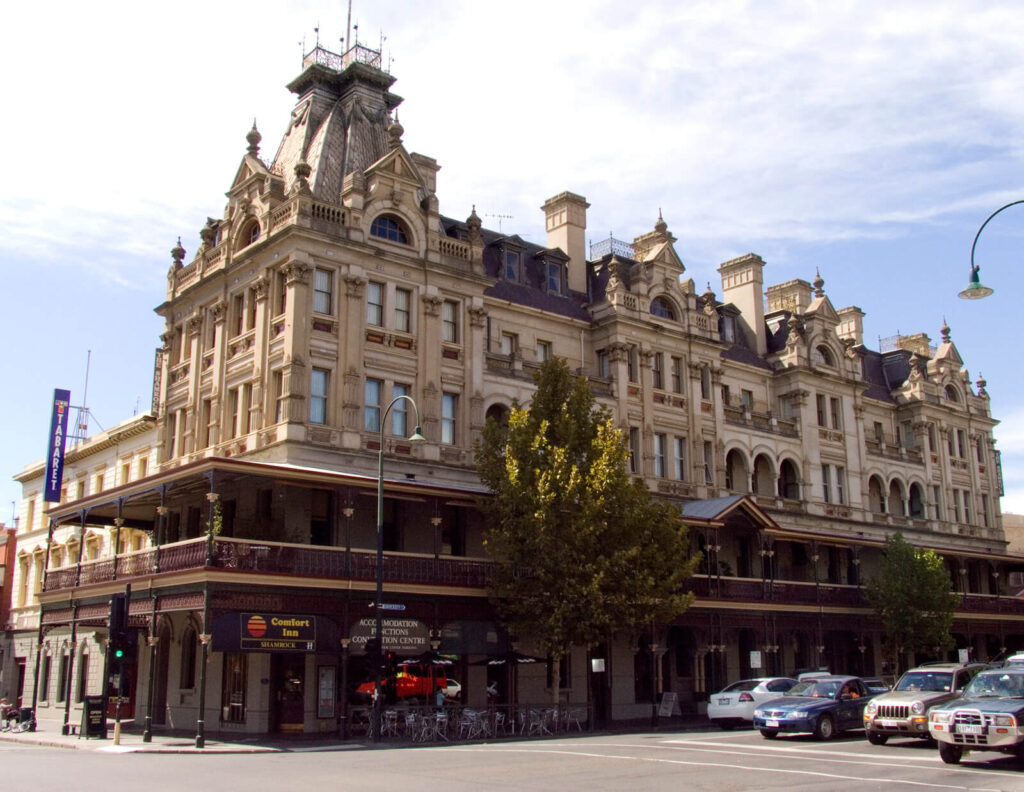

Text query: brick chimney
(542, 191), (589, 295)
(718, 253), (767, 355)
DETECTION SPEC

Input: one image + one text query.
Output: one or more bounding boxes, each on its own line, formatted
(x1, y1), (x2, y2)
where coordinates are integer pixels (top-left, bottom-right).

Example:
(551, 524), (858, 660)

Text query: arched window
(944, 385), (959, 402)
(485, 403), (510, 427)
(752, 454), (774, 496)
(725, 449), (748, 492)
(908, 483), (925, 519)
(370, 214), (409, 244)
(778, 459), (800, 500)
(650, 297), (677, 321)
(888, 479), (906, 516)
(812, 345), (834, 366)
(868, 476), (886, 514)
(237, 221), (260, 249)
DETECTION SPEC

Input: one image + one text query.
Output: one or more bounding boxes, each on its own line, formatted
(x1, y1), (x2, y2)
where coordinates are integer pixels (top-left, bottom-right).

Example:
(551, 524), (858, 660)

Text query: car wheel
(814, 714), (835, 740)
(866, 731), (888, 746)
(760, 729), (779, 739)
(938, 743), (963, 765)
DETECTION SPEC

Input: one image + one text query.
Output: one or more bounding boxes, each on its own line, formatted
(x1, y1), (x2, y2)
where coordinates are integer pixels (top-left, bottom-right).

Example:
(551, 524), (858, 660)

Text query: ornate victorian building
(11, 41), (1020, 738)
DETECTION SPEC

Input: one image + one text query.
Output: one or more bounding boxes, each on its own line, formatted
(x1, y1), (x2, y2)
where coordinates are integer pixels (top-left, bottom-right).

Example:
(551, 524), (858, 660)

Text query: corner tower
(271, 44), (403, 203)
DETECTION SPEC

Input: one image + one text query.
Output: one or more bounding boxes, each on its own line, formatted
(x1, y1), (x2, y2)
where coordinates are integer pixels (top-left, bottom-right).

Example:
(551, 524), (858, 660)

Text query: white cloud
(4, 0), (1024, 521)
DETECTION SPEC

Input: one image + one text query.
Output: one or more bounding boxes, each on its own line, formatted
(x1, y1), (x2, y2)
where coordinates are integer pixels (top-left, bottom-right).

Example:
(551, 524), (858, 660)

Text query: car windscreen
(720, 680), (761, 693)
(786, 680), (840, 698)
(964, 671), (1024, 698)
(894, 671), (953, 693)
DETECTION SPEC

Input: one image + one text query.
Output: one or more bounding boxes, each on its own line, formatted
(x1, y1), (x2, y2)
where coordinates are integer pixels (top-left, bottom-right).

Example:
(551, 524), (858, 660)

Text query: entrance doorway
(15, 661), (25, 709)
(270, 654), (305, 732)
(152, 624), (171, 725)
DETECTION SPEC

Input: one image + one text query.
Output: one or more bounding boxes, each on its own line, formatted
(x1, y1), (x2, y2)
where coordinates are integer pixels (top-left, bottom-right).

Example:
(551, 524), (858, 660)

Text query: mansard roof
(270, 49), (403, 202)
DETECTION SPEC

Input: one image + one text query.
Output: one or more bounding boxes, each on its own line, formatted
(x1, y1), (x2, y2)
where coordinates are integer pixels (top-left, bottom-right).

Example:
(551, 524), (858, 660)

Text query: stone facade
(11, 42), (1022, 736)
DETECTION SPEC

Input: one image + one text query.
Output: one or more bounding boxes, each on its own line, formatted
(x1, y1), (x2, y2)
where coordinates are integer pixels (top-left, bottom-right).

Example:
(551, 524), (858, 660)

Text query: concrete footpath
(0, 722), (355, 753)
(0, 714), (713, 754)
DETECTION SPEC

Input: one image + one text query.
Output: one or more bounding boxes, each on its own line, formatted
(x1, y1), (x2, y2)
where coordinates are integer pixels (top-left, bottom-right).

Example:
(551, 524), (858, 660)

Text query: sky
(2, 0), (1024, 523)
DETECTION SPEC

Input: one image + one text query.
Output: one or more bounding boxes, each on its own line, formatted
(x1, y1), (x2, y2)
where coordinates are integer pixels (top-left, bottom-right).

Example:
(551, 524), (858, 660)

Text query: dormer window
(370, 214), (410, 245)
(650, 297), (676, 321)
(719, 315), (736, 343)
(504, 251), (520, 281)
(546, 261), (564, 295)
(944, 384), (960, 402)
(813, 345), (835, 366)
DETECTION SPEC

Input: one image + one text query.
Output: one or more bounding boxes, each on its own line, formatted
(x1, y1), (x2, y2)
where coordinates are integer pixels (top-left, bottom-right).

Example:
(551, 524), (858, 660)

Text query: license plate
(718, 698), (730, 705)
(880, 719), (900, 728)
(957, 724), (984, 735)
(766, 719), (779, 728)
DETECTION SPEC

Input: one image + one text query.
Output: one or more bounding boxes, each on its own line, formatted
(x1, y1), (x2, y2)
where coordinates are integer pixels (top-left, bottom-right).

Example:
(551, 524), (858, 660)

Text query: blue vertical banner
(43, 388), (72, 503)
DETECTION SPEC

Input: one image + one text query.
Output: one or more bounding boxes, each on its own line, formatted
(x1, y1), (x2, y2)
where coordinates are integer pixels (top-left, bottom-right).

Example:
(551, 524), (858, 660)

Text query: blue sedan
(753, 676), (875, 740)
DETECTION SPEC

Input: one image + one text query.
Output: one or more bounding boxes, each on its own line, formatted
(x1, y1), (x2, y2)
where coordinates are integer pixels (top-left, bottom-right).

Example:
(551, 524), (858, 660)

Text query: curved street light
(372, 395), (426, 742)
(960, 199), (1024, 300)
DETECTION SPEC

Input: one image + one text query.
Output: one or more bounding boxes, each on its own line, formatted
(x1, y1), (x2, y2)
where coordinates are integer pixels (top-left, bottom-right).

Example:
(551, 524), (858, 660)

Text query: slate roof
(681, 495), (746, 520)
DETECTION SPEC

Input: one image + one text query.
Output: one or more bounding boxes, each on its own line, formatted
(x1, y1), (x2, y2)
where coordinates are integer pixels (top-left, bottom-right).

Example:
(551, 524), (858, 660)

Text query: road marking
(663, 737), (941, 762)
(450, 745), (1002, 792)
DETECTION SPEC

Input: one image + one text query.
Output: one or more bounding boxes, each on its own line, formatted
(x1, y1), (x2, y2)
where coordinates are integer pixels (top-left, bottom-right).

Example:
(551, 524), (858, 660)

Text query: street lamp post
(372, 395), (426, 743)
(959, 199), (1024, 300)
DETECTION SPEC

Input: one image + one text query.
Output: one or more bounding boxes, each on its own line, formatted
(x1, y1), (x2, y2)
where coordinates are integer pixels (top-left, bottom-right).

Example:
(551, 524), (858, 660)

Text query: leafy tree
(477, 359), (697, 701)
(864, 532), (960, 677)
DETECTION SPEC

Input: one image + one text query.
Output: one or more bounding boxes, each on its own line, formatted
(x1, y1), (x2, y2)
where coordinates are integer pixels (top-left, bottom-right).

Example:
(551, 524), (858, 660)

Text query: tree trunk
(551, 651), (561, 708)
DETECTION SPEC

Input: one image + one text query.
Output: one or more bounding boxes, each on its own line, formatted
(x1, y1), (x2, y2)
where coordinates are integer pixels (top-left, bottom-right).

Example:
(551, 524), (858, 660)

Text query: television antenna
(485, 213), (514, 233)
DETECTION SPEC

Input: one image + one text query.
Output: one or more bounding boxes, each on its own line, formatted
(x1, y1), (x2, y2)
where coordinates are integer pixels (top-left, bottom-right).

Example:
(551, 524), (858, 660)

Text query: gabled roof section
(364, 144), (426, 189)
(230, 153), (270, 192)
(806, 293), (840, 323)
(638, 239), (684, 270)
(680, 494), (778, 530)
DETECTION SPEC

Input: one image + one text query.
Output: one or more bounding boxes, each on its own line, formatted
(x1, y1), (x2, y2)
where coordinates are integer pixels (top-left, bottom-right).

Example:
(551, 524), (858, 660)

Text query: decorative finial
(976, 373), (988, 396)
(293, 159), (312, 195)
(655, 208), (667, 234)
(813, 268), (825, 297)
(387, 112), (404, 150)
(467, 205), (481, 231)
(246, 120), (261, 157)
(171, 237), (185, 268)
(199, 218), (217, 247)
(941, 317), (951, 343)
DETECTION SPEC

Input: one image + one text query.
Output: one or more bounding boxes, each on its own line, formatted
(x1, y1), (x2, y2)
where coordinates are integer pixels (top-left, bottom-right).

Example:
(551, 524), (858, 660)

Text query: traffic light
(108, 591), (131, 663)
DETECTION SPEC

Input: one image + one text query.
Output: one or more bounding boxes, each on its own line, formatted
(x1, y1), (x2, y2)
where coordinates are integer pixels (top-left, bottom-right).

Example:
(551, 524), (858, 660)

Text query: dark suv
(862, 662), (986, 745)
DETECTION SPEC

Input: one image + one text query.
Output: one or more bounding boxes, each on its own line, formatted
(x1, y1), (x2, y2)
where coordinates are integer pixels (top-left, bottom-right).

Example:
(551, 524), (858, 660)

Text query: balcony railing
(684, 575), (1024, 615)
(42, 540), (1024, 617)
(43, 536), (491, 593)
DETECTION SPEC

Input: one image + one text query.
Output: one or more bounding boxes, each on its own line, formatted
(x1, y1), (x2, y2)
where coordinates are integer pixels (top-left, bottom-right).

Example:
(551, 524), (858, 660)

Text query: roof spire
(813, 267), (825, 297)
(246, 120), (262, 157)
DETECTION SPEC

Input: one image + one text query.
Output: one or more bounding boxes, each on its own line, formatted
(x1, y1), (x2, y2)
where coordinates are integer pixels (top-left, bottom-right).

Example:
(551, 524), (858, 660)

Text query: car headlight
(931, 711), (951, 724)
(789, 710), (808, 719)
(865, 702), (877, 716)
(994, 715), (1016, 727)
(753, 709), (764, 719)
(911, 701), (925, 715)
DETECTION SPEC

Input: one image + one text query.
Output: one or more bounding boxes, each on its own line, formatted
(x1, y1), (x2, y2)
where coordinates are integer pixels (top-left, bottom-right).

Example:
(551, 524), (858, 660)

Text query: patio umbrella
(471, 651), (545, 706)
(398, 650), (455, 667)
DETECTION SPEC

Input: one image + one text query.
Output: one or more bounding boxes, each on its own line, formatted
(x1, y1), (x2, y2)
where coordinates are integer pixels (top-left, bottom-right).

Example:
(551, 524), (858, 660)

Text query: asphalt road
(6, 728), (1024, 792)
